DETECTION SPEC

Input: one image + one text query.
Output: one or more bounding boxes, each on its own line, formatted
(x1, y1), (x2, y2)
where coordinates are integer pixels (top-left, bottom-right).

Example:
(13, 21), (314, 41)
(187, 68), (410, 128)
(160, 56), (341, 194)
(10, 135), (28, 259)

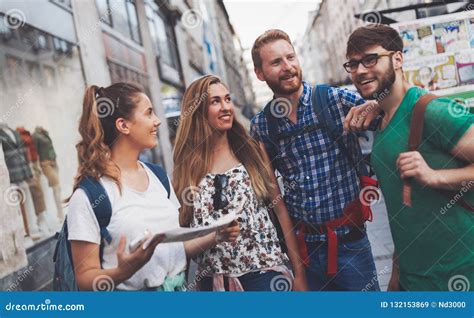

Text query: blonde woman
(173, 75), (308, 291)
(66, 82), (239, 291)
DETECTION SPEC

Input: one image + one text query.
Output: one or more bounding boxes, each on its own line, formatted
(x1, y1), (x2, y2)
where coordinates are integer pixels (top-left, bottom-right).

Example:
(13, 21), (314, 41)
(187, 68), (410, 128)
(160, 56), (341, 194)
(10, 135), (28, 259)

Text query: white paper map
(145, 212), (238, 245)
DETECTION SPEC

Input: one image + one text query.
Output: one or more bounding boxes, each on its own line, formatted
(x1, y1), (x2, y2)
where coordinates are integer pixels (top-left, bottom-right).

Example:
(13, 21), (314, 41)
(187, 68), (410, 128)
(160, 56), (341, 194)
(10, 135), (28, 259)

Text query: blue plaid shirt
(250, 81), (365, 241)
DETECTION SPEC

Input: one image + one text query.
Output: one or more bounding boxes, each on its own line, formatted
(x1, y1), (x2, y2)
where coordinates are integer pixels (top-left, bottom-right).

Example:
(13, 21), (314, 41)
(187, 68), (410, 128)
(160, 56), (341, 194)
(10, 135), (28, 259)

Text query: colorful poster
(468, 18), (474, 48)
(456, 49), (474, 85)
(399, 24), (437, 59)
(433, 20), (470, 53)
(404, 53), (458, 91)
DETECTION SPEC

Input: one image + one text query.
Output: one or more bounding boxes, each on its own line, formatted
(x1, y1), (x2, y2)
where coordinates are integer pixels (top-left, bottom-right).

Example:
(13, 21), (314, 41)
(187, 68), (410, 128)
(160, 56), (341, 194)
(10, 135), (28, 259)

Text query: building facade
(0, 0), (254, 290)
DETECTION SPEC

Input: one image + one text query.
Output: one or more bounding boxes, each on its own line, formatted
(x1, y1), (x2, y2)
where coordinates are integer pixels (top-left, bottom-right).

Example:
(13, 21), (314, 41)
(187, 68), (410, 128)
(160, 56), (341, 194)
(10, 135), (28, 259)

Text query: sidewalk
(366, 194), (395, 291)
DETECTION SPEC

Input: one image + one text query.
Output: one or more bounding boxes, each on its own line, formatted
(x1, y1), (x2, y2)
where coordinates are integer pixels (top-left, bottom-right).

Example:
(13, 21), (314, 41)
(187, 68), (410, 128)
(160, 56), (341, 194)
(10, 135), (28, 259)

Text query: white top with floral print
(191, 163), (288, 276)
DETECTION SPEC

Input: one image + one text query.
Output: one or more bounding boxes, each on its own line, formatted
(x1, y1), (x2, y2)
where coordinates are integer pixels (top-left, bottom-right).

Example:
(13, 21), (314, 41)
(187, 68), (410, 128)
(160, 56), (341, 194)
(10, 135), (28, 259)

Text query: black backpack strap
(263, 101), (281, 162)
(143, 162), (170, 199)
(78, 176), (113, 264)
(312, 84), (369, 177)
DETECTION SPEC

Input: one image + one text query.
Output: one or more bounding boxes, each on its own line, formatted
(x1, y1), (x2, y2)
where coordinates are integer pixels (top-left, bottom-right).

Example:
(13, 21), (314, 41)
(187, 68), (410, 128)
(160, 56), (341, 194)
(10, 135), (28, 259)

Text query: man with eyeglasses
(249, 29), (382, 291)
(345, 24), (474, 291)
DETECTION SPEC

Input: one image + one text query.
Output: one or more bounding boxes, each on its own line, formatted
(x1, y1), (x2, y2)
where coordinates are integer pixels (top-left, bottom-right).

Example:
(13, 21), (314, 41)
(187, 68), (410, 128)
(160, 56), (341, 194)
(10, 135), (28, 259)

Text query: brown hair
(68, 82), (144, 200)
(173, 75), (275, 226)
(252, 29), (294, 69)
(346, 24), (403, 58)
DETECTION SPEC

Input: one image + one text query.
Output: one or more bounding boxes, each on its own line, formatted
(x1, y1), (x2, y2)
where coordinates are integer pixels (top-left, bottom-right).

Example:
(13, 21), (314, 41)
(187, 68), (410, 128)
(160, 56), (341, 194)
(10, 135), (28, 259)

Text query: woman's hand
(216, 220), (240, 243)
(116, 234), (164, 280)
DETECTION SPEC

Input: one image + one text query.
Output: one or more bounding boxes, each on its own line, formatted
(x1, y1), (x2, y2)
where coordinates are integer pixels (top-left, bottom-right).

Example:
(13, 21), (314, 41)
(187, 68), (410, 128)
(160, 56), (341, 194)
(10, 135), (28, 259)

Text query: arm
(71, 235), (163, 291)
(183, 222), (240, 260)
(259, 142), (308, 291)
(397, 126), (474, 191)
(337, 88), (382, 132)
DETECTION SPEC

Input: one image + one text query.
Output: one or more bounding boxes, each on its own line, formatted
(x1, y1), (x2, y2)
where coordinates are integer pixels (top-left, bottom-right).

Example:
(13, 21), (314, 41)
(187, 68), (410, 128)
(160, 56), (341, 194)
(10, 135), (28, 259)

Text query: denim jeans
(305, 234), (380, 291)
(199, 271), (289, 291)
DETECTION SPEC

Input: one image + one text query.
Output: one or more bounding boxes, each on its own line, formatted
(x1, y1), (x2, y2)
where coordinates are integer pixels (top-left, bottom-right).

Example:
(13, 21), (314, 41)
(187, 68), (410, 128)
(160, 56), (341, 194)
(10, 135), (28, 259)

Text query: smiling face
(348, 45), (399, 100)
(122, 93), (161, 149)
(206, 83), (234, 132)
(255, 39), (302, 95)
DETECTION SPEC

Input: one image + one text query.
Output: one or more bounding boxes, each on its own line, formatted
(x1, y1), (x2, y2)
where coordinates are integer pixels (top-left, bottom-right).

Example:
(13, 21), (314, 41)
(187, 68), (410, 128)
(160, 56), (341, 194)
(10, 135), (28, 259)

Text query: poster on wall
(433, 19), (471, 54)
(404, 53), (458, 91)
(456, 49), (474, 85)
(399, 24), (437, 59)
(392, 10), (474, 94)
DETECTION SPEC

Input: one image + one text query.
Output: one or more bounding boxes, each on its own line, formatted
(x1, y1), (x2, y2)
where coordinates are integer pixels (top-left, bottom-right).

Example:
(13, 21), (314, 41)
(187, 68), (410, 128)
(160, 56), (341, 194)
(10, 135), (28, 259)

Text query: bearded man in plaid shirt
(250, 29), (381, 291)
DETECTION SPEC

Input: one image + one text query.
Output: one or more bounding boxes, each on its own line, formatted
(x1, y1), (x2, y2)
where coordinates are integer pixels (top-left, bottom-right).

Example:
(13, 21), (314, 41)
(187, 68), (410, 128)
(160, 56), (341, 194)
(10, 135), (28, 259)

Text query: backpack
(263, 84), (380, 275)
(263, 84), (376, 184)
(52, 162), (171, 291)
(403, 93), (474, 211)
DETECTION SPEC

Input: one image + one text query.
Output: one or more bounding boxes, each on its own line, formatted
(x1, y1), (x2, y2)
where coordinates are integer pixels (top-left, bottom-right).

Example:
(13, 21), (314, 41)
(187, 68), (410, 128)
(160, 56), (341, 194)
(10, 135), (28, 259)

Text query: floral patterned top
(191, 163), (288, 276)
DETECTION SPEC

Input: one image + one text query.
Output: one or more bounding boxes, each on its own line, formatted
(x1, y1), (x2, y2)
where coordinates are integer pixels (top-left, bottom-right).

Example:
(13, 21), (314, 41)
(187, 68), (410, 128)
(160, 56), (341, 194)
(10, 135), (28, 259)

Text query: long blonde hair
(67, 82), (143, 201)
(173, 75), (275, 226)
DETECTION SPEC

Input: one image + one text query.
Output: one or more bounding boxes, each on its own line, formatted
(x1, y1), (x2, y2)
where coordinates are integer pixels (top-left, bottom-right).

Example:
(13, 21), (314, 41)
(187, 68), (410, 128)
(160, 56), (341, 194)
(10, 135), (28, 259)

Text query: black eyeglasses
(213, 174), (229, 211)
(343, 52), (395, 73)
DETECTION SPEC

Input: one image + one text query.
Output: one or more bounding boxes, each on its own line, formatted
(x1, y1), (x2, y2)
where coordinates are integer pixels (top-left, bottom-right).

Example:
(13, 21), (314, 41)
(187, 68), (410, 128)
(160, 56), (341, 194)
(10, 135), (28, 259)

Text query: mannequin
(0, 121), (42, 240)
(32, 126), (64, 222)
(17, 126), (53, 234)
(0, 137), (28, 279)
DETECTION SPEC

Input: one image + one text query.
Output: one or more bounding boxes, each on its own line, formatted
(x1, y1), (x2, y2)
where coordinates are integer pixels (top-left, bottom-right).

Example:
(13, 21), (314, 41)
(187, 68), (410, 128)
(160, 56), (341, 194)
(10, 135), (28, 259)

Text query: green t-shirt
(372, 86), (474, 291)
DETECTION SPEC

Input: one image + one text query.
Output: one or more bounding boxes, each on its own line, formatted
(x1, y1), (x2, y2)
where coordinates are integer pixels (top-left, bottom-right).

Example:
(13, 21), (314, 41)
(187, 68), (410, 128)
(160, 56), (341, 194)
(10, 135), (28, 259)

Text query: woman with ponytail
(66, 83), (239, 291)
(173, 75), (308, 291)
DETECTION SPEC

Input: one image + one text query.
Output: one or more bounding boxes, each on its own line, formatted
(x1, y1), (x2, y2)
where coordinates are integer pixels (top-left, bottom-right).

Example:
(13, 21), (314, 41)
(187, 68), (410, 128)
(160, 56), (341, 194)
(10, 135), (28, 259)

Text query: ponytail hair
(67, 82), (143, 201)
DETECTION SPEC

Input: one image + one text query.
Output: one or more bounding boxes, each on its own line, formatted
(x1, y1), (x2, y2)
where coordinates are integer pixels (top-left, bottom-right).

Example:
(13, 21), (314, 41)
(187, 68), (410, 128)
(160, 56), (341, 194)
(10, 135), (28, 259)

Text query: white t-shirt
(67, 162), (187, 290)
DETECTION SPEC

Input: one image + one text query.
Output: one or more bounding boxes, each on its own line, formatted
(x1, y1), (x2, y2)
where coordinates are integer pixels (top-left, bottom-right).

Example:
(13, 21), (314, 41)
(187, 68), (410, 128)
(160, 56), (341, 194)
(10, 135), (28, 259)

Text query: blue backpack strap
(78, 176), (113, 264)
(144, 162), (170, 199)
(312, 84), (368, 176)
